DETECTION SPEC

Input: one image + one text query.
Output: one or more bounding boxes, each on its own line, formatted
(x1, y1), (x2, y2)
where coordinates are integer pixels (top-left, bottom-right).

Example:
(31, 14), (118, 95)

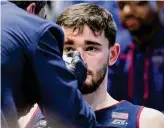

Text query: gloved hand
(63, 51), (87, 89)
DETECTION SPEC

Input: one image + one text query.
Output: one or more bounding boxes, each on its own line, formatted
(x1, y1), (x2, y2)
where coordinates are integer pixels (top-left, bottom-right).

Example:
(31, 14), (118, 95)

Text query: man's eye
(64, 47), (75, 52)
(86, 47), (98, 52)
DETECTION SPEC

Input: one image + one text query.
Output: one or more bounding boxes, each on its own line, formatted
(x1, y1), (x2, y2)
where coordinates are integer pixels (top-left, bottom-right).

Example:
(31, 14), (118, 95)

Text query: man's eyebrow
(65, 39), (74, 45)
(85, 40), (102, 46)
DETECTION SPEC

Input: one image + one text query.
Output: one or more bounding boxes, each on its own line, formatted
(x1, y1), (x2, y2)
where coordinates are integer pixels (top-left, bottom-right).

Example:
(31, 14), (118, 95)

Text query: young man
(1, 1), (95, 128)
(25, 3), (164, 128)
(108, 1), (164, 112)
(57, 3), (164, 128)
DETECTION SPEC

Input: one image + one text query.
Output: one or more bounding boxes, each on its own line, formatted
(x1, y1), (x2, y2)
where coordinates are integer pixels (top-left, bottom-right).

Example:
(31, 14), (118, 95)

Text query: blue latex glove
(63, 51), (87, 89)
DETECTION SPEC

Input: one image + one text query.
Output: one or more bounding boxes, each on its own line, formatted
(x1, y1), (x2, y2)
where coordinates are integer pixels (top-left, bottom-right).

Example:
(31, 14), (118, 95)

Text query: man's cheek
(137, 7), (152, 20)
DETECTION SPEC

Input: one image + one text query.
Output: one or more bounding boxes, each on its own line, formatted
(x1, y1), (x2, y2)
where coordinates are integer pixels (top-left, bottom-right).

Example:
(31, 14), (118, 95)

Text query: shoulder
(139, 107), (164, 128)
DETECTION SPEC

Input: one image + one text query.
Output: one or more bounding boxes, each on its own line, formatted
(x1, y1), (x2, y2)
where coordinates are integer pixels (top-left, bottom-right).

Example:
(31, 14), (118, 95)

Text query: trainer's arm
(33, 24), (96, 127)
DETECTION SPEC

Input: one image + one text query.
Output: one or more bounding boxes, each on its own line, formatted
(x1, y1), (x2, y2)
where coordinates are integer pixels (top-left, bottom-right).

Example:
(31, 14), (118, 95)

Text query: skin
(62, 25), (119, 95)
(139, 108), (164, 128)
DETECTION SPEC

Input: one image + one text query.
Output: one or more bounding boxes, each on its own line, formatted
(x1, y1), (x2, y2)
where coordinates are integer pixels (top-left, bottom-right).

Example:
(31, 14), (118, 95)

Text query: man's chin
(80, 86), (95, 95)
(80, 82), (100, 95)
(122, 23), (140, 33)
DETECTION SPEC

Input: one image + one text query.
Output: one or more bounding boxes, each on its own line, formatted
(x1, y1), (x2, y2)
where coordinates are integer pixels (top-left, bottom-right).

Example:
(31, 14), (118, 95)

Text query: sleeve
(32, 24), (96, 128)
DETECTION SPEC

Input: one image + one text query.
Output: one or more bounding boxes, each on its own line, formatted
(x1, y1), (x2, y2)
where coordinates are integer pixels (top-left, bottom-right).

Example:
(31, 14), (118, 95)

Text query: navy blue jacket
(1, 1), (95, 128)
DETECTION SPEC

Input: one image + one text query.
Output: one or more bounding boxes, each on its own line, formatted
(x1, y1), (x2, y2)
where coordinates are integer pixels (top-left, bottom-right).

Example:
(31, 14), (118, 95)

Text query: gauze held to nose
(63, 51), (87, 90)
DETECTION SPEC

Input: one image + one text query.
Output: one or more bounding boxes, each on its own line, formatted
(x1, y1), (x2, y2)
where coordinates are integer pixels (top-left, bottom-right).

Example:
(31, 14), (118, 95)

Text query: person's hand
(63, 51), (87, 89)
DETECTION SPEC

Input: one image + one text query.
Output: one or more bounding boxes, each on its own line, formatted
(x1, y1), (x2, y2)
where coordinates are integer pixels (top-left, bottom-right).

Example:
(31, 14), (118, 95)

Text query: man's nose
(77, 50), (87, 65)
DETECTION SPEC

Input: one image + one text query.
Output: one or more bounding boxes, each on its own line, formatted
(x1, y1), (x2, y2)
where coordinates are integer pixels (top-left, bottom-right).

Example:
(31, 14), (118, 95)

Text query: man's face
(118, 1), (155, 32)
(62, 25), (110, 95)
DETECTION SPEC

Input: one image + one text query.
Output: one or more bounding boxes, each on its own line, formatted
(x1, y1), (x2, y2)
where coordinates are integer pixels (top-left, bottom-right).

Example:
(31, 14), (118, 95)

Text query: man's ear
(109, 43), (120, 66)
(26, 3), (36, 15)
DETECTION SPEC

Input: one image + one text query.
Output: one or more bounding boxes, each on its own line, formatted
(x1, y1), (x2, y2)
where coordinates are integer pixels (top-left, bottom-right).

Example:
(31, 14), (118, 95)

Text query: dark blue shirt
(96, 100), (143, 128)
